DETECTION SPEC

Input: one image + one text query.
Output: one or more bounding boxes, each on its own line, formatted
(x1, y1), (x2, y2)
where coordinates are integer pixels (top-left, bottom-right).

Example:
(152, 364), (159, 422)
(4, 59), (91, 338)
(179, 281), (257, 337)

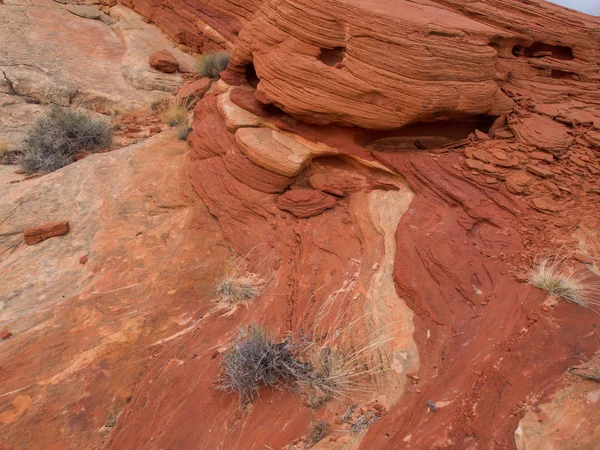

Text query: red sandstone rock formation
(223, 0), (598, 129)
(103, 1), (600, 449)
(23, 221), (70, 245)
(2, 1), (600, 450)
(121, 0), (262, 52)
(276, 187), (337, 218)
(149, 49), (179, 73)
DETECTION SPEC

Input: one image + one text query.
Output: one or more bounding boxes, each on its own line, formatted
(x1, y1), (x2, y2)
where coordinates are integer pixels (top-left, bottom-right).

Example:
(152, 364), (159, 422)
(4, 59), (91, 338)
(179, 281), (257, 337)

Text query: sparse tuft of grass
(195, 51), (230, 79)
(18, 105), (112, 173)
(161, 96), (192, 127)
(150, 99), (164, 111)
(528, 253), (600, 309)
(295, 277), (393, 405)
(177, 124), (192, 141)
(0, 141), (17, 165)
(216, 257), (264, 304)
(304, 421), (329, 449)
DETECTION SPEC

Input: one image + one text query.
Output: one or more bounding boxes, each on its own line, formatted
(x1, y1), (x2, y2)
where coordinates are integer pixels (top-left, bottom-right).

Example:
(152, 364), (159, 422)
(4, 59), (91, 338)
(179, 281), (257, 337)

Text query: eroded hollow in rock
(245, 63), (259, 88)
(512, 42), (574, 60)
(361, 115), (499, 152)
(318, 47), (345, 67)
(551, 69), (579, 80)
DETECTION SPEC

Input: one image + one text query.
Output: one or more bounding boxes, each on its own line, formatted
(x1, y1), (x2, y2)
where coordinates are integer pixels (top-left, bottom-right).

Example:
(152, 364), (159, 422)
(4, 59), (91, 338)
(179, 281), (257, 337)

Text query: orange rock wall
(121, 0), (262, 51)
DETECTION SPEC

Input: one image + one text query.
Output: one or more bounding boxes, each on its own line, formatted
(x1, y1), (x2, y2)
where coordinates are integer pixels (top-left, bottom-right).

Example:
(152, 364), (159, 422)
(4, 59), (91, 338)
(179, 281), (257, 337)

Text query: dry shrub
(161, 96), (192, 127)
(195, 51), (229, 78)
(216, 256), (265, 303)
(568, 353), (600, 382)
(340, 404), (379, 438)
(218, 324), (311, 403)
(528, 252), (600, 309)
(304, 421), (329, 449)
(217, 273), (393, 409)
(18, 105), (112, 173)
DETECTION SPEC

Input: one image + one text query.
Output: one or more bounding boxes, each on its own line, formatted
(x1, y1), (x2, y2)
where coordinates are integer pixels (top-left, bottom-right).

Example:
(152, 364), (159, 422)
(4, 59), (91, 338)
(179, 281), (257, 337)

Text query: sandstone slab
(110, 5), (197, 92)
(0, 1), (167, 109)
(178, 77), (211, 103)
(0, 131), (230, 450)
(23, 221), (70, 245)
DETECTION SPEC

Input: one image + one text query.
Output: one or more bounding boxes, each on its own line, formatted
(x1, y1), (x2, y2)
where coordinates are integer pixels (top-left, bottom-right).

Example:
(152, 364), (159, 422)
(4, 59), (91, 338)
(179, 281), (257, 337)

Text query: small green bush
(195, 51), (230, 78)
(19, 106), (112, 173)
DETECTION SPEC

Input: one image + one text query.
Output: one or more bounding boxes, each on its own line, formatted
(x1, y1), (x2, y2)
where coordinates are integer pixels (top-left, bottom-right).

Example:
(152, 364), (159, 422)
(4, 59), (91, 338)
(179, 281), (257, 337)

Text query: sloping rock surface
(121, 0), (262, 51)
(0, 132), (229, 450)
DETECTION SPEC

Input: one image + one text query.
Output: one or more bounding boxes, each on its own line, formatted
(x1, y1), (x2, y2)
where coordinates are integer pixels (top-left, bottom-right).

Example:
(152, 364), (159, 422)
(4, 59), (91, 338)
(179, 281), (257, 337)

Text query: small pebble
(427, 400), (436, 411)
(0, 330), (12, 340)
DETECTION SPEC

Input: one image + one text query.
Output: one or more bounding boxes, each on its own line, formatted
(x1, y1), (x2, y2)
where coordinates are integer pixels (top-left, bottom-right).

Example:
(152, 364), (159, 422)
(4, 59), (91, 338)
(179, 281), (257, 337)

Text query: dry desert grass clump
(528, 252), (600, 309)
(218, 277), (392, 407)
(19, 105), (112, 173)
(568, 353), (600, 382)
(217, 324), (311, 403)
(161, 95), (192, 127)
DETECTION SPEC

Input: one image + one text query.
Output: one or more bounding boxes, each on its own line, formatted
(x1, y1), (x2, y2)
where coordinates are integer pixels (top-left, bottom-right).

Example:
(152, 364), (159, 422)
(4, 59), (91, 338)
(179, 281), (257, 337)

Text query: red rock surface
(178, 77), (211, 103)
(225, 0), (598, 129)
(2, 1), (600, 450)
(23, 221), (70, 245)
(276, 187), (337, 218)
(121, 0), (262, 51)
(0, 133), (230, 450)
(110, 87), (600, 450)
(149, 49), (179, 73)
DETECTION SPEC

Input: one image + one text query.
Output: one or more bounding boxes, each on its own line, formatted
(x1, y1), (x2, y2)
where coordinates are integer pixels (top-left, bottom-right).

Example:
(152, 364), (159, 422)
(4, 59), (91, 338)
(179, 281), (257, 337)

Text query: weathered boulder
(149, 50), (179, 73)
(178, 77), (211, 102)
